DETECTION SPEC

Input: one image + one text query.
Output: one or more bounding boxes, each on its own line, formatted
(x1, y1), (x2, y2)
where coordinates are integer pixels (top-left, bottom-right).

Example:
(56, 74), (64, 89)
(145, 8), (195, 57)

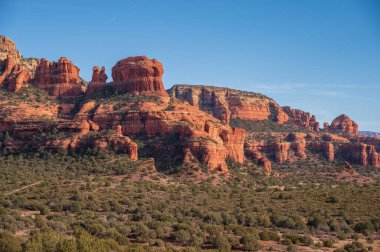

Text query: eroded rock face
(84, 125), (138, 160)
(4, 120), (138, 161)
(111, 56), (168, 96)
(169, 84), (289, 124)
(282, 106), (320, 131)
(90, 98), (245, 171)
(309, 141), (334, 161)
(273, 142), (291, 164)
(34, 57), (83, 97)
(91, 66), (108, 83)
(7, 65), (30, 92)
(0, 56), (31, 92)
(330, 114), (358, 135)
(0, 35), (20, 62)
(0, 56), (15, 86)
(245, 143), (272, 175)
(339, 142), (380, 168)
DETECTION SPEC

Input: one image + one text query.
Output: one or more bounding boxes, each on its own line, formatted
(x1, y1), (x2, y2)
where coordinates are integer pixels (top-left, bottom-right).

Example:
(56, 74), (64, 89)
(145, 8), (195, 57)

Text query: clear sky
(1, 0), (379, 131)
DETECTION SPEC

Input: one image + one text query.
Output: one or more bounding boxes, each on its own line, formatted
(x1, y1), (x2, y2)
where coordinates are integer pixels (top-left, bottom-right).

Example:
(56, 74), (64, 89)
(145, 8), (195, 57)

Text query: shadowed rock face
(330, 114), (358, 135)
(168, 84), (288, 124)
(111, 56), (168, 96)
(339, 142), (380, 168)
(34, 57), (83, 97)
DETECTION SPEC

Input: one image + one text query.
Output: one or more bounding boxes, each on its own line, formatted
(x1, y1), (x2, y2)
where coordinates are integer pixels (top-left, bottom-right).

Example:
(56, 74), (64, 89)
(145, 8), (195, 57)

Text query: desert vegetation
(0, 152), (379, 251)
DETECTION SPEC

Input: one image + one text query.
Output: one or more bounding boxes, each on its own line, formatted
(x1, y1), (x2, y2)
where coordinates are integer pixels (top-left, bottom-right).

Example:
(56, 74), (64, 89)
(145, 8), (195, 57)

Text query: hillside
(0, 35), (380, 251)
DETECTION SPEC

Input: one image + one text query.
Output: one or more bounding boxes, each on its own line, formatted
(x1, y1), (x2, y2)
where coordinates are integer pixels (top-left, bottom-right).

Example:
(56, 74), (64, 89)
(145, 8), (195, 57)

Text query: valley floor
(0, 153), (379, 251)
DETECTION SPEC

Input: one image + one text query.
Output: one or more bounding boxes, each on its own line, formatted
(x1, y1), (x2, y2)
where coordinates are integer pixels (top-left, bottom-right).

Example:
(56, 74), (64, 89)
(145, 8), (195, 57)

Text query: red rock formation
(169, 84), (289, 124)
(0, 35), (20, 62)
(343, 161), (353, 170)
(245, 144), (272, 175)
(0, 56), (14, 85)
(309, 141), (334, 161)
(111, 56), (168, 96)
(282, 106), (320, 131)
(273, 142), (290, 164)
(87, 125), (138, 160)
(34, 57), (83, 97)
(6, 120), (138, 160)
(339, 142), (380, 168)
(91, 66), (108, 83)
(330, 114), (358, 135)
(91, 98), (245, 171)
(7, 65), (30, 92)
(0, 56), (31, 92)
(322, 133), (349, 143)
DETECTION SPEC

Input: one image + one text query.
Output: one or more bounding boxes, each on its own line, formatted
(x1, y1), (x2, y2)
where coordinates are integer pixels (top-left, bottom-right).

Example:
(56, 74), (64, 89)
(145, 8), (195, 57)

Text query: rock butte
(169, 85), (288, 125)
(329, 114), (359, 135)
(0, 35), (379, 175)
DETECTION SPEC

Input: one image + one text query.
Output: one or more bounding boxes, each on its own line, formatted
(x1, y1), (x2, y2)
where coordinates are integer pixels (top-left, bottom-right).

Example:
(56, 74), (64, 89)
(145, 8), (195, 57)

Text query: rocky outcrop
(322, 133), (349, 143)
(330, 114), (358, 135)
(169, 84), (289, 124)
(90, 98), (245, 171)
(3, 34), (380, 176)
(309, 141), (334, 161)
(111, 56), (168, 96)
(83, 125), (138, 160)
(339, 142), (380, 168)
(282, 106), (320, 131)
(34, 57), (83, 97)
(91, 66), (108, 83)
(3, 120), (138, 161)
(0, 35), (21, 62)
(273, 142), (291, 164)
(0, 56), (31, 92)
(245, 143), (272, 175)
(0, 56), (15, 86)
(7, 65), (30, 92)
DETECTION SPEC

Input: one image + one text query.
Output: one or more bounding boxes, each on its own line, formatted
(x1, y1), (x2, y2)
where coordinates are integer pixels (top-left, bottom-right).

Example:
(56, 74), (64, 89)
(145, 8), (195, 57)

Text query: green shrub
(323, 239), (334, 248)
(259, 230), (280, 241)
(0, 233), (22, 252)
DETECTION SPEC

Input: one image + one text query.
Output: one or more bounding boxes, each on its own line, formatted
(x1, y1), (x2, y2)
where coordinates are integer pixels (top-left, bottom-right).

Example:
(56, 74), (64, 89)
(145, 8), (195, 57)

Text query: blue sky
(1, 0), (379, 131)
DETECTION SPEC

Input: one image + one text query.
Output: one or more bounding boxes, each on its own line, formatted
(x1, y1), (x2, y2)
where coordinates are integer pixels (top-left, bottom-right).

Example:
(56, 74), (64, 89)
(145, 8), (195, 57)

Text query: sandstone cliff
(168, 84), (288, 124)
(329, 114), (359, 135)
(282, 106), (320, 132)
(112, 56), (168, 96)
(1, 34), (379, 176)
(34, 57), (83, 97)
